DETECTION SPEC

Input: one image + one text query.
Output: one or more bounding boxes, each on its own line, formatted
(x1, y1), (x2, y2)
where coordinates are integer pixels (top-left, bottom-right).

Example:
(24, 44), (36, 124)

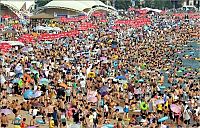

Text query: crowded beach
(0, 1), (200, 128)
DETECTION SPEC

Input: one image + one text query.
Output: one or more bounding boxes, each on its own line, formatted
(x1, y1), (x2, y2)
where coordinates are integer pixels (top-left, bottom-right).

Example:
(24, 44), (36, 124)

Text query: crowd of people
(0, 8), (200, 128)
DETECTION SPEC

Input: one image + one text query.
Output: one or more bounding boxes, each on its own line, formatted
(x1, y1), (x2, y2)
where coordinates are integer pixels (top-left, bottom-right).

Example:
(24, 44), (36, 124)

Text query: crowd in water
(0, 10), (200, 128)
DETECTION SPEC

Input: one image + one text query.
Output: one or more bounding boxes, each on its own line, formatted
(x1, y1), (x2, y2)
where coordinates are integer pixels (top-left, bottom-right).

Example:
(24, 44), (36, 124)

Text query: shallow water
(161, 41), (200, 88)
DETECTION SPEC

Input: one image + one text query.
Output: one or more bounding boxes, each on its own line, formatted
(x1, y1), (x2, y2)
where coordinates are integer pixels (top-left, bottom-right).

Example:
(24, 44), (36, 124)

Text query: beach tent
(0, 41), (24, 46)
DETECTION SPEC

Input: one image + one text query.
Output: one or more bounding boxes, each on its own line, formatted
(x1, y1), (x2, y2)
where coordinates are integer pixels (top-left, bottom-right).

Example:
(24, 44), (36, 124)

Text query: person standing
(60, 109), (67, 128)
(20, 118), (26, 128)
(72, 109), (79, 124)
(183, 107), (191, 125)
(52, 107), (58, 127)
(66, 87), (71, 103)
(80, 78), (86, 94)
(0, 113), (9, 128)
(93, 109), (98, 128)
(104, 103), (109, 119)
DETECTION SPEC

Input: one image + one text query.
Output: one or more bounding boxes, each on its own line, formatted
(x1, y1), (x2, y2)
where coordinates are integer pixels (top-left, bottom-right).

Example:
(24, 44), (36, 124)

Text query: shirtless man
(0, 113), (9, 128)
(59, 98), (65, 111)
(1, 96), (7, 108)
(47, 102), (54, 120)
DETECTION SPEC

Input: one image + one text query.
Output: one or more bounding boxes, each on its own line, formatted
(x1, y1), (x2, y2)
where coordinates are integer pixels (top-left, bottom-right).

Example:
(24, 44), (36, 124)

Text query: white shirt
(161, 124), (167, 128)
(93, 112), (97, 119)
(128, 92), (133, 100)
(32, 109), (39, 116)
(183, 109), (191, 120)
(33, 85), (37, 91)
(86, 64), (93, 75)
(194, 107), (200, 116)
(5, 67), (10, 72)
(80, 80), (86, 88)
(44, 70), (49, 77)
(104, 104), (108, 112)
(15, 46), (18, 51)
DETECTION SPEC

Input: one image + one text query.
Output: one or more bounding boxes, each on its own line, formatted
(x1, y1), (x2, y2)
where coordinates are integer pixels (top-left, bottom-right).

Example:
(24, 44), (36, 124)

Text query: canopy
(0, 41), (24, 46)
(0, 0), (35, 11)
(34, 26), (61, 31)
(34, 26), (45, 31)
(44, 0), (106, 12)
(141, 7), (162, 13)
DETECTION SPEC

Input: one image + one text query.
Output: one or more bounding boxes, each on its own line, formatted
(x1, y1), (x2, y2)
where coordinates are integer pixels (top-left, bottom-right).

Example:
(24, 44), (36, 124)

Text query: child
(123, 103), (129, 119)
(20, 118), (26, 128)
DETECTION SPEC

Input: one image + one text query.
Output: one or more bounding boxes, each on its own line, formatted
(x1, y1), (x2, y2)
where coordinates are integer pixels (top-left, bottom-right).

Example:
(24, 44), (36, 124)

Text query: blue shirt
(53, 111), (58, 120)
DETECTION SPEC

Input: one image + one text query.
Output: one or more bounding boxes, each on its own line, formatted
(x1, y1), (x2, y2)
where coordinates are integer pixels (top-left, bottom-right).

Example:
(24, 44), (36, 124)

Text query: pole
(199, 0), (200, 11)
(113, 0), (116, 8)
(106, 0), (109, 9)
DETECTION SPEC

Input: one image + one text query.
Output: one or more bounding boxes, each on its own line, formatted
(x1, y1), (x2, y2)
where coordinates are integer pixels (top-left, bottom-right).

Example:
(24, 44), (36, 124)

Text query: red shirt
(20, 122), (25, 128)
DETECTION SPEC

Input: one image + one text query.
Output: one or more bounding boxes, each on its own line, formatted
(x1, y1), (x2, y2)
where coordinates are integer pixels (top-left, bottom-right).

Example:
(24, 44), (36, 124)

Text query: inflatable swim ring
(140, 102), (148, 111)
(113, 61), (118, 67)
(112, 55), (118, 60)
(159, 86), (166, 89)
(195, 58), (200, 61)
(177, 70), (183, 73)
(23, 74), (31, 83)
(163, 68), (168, 71)
(125, 118), (130, 121)
(180, 67), (185, 71)
(141, 63), (146, 69)
(158, 116), (169, 123)
(138, 79), (144, 83)
(88, 72), (96, 78)
(103, 124), (114, 128)
(108, 40), (113, 44)
(14, 126), (21, 128)
(27, 126), (36, 128)
(36, 119), (45, 124)
(184, 54), (189, 58)
(123, 83), (128, 89)
(18, 79), (23, 88)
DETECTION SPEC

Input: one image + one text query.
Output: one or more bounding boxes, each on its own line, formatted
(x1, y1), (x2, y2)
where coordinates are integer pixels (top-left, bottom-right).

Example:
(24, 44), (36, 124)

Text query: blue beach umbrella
(23, 90), (34, 99)
(99, 86), (109, 96)
(159, 86), (166, 89)
(115, 76), (126, 80)
(102, 124), (114, 128)
(12, 78), (20, 84)
(39, 78), (49, 85)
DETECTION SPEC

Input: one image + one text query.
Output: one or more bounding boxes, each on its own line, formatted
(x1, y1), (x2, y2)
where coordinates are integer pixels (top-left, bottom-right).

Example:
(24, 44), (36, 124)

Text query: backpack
(13, 117), (21, 125)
